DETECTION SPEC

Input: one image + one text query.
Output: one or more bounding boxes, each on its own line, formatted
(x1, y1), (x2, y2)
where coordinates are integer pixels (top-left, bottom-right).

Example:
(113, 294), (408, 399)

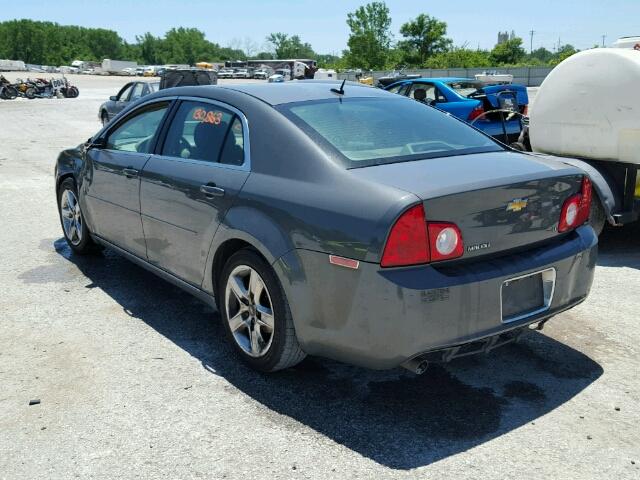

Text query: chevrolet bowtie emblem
(506, 198), (528, 212)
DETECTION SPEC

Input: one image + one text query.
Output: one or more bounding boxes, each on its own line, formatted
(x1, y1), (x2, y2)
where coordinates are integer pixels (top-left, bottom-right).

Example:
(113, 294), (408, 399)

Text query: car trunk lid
(350, 151), (584, 260)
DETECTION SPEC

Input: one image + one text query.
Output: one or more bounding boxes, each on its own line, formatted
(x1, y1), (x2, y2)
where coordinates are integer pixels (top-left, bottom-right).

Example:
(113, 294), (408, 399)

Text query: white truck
(0, 59), (26, 71)
(101, 59), (138, 75)
(525, 39), (640, 233)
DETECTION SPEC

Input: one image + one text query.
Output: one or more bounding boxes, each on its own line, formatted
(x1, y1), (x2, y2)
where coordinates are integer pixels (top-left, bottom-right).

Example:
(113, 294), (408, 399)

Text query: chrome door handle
(123, 168), (138, 178)
(200, 184), (225, 197)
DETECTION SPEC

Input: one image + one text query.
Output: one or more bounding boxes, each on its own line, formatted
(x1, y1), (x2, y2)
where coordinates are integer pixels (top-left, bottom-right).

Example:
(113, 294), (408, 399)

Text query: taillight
(380, 205), (430, 267)
(468, 104), (485, 122)
(428, 223), (464, 261)
(558, 176), (592, 233)
(380, 205), (464, 267)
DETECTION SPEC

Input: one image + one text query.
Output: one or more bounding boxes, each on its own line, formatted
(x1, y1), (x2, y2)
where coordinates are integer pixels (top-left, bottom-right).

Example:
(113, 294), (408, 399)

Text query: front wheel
(57, 178), (98, 254)
(219, 249), (306, 372)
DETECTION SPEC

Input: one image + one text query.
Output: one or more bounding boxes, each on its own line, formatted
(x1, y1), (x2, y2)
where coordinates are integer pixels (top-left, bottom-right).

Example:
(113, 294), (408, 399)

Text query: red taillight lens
(558, 176), (592, 233)
(380, 205), (464, 267)
(468, 104), (485, 122)
(428, 223), (464, 261)
(380, 204), (430, 267)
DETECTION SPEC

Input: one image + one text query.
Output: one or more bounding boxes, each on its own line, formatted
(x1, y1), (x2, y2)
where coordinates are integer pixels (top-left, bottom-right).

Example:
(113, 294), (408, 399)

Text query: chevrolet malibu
(55, 82), (597, 373)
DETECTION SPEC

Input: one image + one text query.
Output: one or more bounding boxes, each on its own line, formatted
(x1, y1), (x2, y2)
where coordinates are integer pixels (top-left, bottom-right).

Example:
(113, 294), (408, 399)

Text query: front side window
(386, 83), (406, 94)
(161, 101), (245, 165)
(106, 102), (169, 153)
(280, 97), (501, 168)
(118, 84), (133, 101)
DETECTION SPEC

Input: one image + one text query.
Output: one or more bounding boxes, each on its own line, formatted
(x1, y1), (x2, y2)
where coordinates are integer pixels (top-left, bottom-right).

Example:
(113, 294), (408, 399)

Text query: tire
(66, 86), (79, 98)
(219, 249), (306, 372)
(101, 111), (109, 126)
(5, 86), (18, 99)
(57, 178), (98, 254)
(589, 193), (606, 236)
(25, 87), (36, 99)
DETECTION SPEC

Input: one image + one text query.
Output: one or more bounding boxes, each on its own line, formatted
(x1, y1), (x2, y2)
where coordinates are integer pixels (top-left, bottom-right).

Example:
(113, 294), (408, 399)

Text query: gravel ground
(0, 74), (638, 480)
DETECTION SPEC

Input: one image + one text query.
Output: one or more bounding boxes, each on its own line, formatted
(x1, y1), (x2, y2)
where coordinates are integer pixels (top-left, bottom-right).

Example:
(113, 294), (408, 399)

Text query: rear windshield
(280, 97), (501, 168)
(447, 81), (484, 98)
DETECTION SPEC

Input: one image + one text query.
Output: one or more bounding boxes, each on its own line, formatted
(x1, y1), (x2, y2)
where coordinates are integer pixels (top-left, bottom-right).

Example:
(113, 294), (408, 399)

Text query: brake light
(380, 205), (430, 267)
(468, 104), (485, 122)
(558, 176), (592, 232)
(381, 205), (464, 267)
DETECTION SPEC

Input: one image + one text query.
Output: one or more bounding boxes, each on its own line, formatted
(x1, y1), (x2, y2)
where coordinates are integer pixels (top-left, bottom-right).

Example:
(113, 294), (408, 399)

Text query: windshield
(279, 97), (502, 168)
(447, 81), (484, 98)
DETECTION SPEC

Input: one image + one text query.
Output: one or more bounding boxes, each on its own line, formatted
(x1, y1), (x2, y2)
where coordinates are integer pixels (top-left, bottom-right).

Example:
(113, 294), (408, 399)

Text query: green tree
(397, 14), (452, 67)
(266, 33), (315, 58)
(344, 2), (392, 69)
(424, 48), (491, 68)
(549, 44), (578, 65)
(489, 37), (526, 65)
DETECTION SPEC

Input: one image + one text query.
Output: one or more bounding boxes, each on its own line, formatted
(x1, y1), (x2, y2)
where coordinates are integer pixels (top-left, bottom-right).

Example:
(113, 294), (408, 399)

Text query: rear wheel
(25, 87), (36, 99)
(219, 249), (306, 372)
(57, 178), (98, 254)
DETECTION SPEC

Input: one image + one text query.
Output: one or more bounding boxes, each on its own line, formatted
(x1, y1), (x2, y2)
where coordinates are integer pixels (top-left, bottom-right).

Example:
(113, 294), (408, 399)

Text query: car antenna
(330, 79), (346, 96)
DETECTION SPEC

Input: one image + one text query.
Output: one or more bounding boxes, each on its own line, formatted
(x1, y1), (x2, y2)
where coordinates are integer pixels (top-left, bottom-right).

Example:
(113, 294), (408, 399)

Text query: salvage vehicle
(232, 68), (253, 79)
(0, 75), (18, 99)
(385, 77), (528, 144)
(55, 81), (597, 373)
(217, 68), (235, 79)
(523, 43), (640, 234)
(98, 81), (159, 125)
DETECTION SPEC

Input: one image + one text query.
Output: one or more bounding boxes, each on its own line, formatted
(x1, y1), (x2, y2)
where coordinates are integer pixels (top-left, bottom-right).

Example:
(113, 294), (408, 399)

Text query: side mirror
(428, 99), (437, 107)
(85, 137), (106, 150)
(109, 95), (117, 101)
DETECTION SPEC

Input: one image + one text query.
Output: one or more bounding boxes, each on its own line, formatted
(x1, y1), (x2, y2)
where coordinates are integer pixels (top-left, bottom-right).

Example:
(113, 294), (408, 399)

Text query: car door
(140, 98), (250, 286)
(83, 100), (172, 258)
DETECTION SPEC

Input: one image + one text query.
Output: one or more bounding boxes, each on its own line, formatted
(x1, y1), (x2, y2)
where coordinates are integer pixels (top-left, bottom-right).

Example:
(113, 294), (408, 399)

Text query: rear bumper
(274, 225), (597, 369)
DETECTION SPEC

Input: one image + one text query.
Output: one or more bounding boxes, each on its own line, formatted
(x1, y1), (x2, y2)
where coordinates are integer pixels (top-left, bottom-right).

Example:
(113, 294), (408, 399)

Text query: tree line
(0, 7), (578, 70)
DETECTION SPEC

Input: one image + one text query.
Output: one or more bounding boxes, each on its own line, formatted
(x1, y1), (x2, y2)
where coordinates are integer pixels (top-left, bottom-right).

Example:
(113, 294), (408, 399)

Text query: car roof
(406, 77), (473, 83)
(218, 81), (392, 106)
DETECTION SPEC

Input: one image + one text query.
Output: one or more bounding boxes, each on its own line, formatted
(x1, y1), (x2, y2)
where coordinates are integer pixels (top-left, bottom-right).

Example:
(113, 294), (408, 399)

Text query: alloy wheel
(60, 189), (83, 246)
(225, 265), (275, 357)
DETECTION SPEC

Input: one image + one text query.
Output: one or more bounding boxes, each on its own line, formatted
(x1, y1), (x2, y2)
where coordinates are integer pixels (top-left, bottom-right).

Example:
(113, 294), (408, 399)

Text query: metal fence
(338, 66), (554, 87)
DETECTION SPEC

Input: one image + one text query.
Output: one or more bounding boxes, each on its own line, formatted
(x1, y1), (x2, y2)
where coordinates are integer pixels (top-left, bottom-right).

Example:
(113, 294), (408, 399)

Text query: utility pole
(529, 30), (536, 53)
(601, 35), (606, 47)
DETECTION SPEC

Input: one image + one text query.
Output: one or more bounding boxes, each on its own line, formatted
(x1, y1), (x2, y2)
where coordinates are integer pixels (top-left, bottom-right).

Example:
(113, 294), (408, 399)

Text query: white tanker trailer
(524, 39), (640, 233)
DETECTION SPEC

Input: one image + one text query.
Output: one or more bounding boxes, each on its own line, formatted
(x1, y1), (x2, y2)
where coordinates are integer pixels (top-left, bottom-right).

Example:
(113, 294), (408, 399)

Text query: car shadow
(45, 238), (603, 470)
(597, 222), (640, 269)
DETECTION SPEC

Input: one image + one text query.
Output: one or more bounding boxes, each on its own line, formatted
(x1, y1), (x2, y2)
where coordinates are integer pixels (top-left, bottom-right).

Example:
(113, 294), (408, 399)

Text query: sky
(5, 0), (640, 54)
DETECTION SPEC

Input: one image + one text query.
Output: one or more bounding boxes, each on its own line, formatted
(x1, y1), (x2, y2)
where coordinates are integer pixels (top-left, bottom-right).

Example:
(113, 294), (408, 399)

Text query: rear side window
(281, 97), (501, 168)
(161, 101), (245, 165)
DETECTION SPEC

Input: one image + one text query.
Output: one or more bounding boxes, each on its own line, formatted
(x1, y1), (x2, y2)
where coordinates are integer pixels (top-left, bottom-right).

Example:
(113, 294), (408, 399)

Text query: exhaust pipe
(402, 357), (429, 375)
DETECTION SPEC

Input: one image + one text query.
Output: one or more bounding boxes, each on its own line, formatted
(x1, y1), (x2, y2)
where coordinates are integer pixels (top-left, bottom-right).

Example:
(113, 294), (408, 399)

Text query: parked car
(98, 81), (159, 125)
(267, 74), (285, 83)
(233, 68), (253, 79)
(56, 82), (596, 373)
(217, 68), (235, 79)
(253, 68), (271, 80)
(385, 77), (528, 144)
(121, 67), (137, 76)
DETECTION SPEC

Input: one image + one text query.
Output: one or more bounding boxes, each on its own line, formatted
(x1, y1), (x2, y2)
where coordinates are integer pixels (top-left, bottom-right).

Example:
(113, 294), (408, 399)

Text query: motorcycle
(0, 75), (18, 100)
(13, 78), (37, 99)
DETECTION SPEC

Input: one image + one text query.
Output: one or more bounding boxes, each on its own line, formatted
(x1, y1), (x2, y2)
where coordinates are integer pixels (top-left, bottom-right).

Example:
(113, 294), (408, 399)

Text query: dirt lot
(0, 74), (639, 480)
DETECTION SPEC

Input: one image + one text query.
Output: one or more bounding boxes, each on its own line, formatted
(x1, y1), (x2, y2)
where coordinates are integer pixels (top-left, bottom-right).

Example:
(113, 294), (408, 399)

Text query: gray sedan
(98, 81), (159, 126)
(55, 82), (597, 373)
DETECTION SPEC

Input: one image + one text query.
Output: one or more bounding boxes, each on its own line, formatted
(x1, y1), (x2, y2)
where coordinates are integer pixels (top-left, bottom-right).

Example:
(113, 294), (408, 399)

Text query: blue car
(384, 77), (528, 144)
